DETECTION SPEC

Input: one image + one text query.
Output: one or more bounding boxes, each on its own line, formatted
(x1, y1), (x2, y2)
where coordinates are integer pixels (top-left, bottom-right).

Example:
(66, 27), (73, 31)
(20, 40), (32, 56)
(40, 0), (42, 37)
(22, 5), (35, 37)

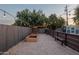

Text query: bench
(55, 36), (66, 45)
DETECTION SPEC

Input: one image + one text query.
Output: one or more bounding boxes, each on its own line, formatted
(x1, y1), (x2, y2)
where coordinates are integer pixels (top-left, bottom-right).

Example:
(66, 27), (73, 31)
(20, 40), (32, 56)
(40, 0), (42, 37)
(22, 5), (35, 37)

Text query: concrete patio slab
(6, 34), (79, 55)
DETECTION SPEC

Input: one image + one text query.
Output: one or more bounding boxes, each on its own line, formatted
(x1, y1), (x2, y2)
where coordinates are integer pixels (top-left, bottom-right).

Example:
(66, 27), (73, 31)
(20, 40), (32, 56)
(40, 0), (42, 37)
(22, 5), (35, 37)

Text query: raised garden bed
(24, 33), (37, 42)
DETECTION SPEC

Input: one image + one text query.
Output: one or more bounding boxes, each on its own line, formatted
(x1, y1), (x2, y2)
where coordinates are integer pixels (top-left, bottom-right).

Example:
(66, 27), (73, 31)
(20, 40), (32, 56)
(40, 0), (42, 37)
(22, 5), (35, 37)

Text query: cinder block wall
(0, 24), (32, 52)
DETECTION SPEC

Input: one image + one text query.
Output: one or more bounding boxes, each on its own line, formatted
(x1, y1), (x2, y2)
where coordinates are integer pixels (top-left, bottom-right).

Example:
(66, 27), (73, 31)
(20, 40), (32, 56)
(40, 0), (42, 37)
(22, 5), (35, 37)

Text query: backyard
(0, 4), (79, 55)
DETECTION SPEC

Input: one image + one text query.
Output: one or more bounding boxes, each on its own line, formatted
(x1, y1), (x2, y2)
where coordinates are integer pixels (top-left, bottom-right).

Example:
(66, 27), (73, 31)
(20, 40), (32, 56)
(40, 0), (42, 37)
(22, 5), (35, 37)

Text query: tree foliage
(48, 14), (65, 29)
(14, 9), (47, 27)
(13, 9), (65, 30)
(73, 5), (79, 25)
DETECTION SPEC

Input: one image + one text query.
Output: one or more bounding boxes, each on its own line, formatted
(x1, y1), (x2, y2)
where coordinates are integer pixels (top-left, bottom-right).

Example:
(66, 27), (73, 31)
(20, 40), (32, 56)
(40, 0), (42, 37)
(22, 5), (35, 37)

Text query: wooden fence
(45, 29), (79, 52)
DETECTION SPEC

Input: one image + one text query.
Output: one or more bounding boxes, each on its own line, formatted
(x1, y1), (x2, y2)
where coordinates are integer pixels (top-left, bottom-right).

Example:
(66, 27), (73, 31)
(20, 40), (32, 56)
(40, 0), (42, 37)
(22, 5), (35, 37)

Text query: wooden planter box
(24, 33), (37, 42)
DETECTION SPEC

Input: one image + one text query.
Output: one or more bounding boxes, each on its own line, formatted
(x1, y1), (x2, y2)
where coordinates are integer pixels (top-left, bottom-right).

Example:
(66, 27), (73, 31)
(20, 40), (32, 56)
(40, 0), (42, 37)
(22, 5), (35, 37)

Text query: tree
(48, 14), (57, 29)
(13, 9), (65, 29)
(57, 17), (65, 28)
(13, 9), (47, 27)
(73, 5), (79, 25)
(48, 14), (65, 30)
(15, 9), (31, 27)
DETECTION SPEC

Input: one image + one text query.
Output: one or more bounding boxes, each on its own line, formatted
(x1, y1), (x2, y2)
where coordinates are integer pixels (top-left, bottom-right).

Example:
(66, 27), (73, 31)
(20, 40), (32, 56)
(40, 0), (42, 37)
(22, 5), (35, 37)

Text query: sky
(0, 4), (78, 25)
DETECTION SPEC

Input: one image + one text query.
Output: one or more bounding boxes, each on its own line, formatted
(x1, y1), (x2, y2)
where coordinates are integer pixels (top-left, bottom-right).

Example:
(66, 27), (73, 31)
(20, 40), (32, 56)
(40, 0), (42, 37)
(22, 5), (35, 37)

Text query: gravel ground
(6, 34), (79, 55)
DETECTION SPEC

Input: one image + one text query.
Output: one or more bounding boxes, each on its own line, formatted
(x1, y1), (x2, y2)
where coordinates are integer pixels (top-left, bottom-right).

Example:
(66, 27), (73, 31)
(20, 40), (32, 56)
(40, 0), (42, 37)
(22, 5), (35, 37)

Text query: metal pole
(65, 5), (68, 26)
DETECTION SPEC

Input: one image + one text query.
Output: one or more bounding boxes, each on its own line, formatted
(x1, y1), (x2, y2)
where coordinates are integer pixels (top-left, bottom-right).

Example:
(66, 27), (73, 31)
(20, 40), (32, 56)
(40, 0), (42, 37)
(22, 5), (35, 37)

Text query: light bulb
(3, 11), (6, 17)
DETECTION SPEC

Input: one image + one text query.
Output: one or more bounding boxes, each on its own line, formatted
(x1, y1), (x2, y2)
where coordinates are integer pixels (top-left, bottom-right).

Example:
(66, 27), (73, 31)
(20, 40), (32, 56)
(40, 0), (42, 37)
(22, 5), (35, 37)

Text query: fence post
(57, 31), (58, 37)
(64, 33), (67, 46)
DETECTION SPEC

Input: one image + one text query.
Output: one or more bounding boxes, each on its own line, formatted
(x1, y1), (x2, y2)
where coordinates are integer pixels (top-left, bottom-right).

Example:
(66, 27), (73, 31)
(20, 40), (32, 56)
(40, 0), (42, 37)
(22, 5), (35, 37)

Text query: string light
(3, 11), (6, 17)
(0, 9), (15, 19)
